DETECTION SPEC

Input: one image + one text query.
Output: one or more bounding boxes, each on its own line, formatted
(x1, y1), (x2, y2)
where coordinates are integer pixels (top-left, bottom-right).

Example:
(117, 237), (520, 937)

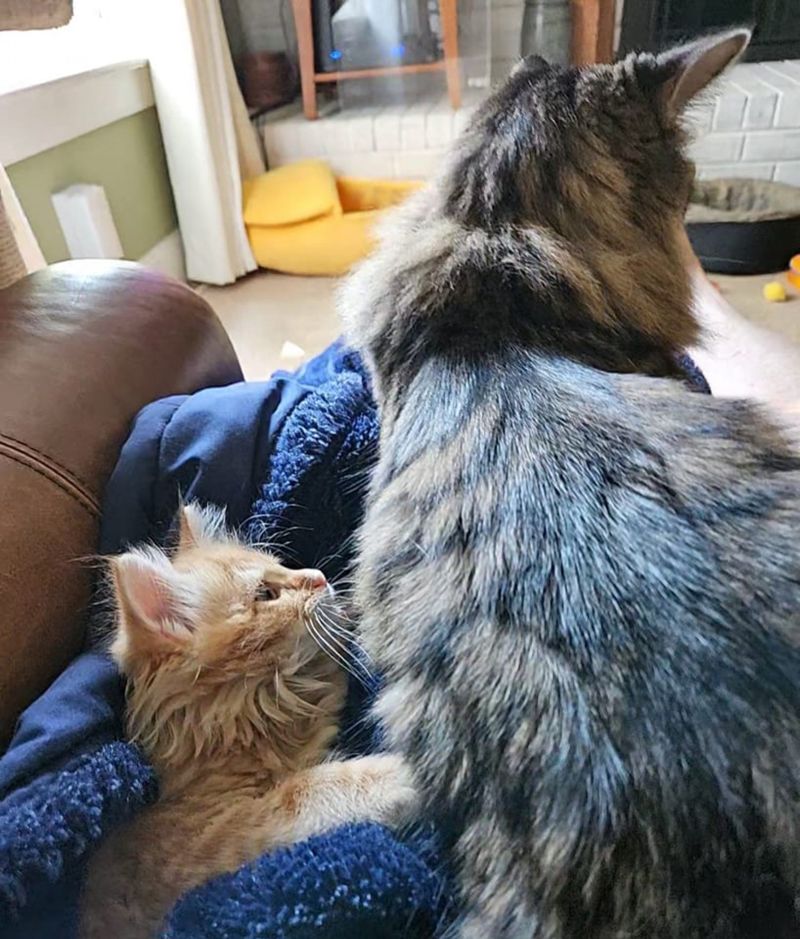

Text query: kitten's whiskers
(305, 612), (372, 687)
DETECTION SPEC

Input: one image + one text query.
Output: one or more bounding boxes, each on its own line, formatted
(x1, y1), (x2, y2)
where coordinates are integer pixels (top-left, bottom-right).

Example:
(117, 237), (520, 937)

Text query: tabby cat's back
(342, 30), (800, 939)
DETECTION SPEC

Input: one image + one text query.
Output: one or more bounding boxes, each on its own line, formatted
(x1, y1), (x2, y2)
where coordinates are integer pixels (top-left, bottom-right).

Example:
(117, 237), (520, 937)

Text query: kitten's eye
(255, 583), (279, 602)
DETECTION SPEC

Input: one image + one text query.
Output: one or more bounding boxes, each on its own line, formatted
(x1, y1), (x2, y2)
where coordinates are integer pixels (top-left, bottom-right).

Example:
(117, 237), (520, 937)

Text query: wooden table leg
(571, 0), (616, 66)
(290, 0), (318, 119)
(439, 0), (461, 110)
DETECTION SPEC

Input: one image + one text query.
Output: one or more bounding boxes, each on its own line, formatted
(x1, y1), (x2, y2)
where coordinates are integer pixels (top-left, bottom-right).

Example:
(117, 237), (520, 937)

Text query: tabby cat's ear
(177, 501), (227, 551)
(113, 550), (193, 645)
(656, 28), (750, 114)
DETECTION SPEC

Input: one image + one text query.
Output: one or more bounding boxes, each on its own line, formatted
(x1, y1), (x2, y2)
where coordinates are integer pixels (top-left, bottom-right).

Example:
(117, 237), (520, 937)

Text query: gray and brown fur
(339, 29), (800, 939)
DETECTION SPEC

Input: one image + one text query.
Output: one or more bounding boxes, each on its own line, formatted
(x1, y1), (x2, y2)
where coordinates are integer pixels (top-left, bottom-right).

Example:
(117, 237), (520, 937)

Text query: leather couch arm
(0, 260), (243, 748)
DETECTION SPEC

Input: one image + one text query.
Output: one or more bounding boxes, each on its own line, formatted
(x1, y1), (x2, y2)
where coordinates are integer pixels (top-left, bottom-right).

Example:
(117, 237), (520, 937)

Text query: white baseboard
(138, 228), (186, 281)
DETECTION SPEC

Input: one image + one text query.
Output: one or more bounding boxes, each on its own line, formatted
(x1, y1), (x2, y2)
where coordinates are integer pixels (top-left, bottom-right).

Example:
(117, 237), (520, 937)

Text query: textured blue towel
(0, 342), (709, 939)
(0, 341), (449, 939)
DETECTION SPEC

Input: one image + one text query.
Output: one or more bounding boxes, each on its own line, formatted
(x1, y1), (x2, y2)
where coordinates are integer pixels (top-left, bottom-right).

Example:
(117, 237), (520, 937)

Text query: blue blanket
(0, 342), (708, 939)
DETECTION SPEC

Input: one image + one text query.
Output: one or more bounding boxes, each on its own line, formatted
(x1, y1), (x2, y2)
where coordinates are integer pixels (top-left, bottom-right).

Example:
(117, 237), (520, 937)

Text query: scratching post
(0, 193), (26, 290)
(0, 0), (72, 30)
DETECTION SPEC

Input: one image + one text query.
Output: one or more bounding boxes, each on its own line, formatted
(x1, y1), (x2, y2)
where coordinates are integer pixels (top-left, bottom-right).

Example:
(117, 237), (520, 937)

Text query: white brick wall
(690, 61), (800, 185)
(261, 59), (800, 189)
(775, 162), (800, 185)
(262, 95), (481, 179)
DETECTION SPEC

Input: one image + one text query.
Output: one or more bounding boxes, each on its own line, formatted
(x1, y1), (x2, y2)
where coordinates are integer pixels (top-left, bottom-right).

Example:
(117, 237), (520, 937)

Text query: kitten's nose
(288, 568), (327, 590)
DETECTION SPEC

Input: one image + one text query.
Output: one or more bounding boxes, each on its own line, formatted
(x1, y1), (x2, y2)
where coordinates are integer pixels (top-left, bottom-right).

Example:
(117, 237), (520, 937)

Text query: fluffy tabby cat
(340, 29), (800, 939)
(80, 504), (415, 939)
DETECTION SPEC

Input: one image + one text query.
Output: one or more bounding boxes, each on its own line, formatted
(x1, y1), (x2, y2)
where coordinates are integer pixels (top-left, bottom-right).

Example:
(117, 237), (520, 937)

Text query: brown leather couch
(0, 260), (243, 749)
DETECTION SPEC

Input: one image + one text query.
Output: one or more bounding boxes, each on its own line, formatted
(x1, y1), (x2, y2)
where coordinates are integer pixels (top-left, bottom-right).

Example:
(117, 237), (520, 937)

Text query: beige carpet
(715, 271), (800, 344)
(200, 272), (339, 381)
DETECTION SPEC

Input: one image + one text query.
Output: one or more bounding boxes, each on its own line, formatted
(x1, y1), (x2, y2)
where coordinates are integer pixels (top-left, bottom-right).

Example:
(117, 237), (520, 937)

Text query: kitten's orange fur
(79, 504), (416, 939)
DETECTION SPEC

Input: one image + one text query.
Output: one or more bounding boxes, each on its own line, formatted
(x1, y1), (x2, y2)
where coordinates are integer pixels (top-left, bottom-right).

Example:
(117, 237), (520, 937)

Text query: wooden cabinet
(290, 0), (462, 120)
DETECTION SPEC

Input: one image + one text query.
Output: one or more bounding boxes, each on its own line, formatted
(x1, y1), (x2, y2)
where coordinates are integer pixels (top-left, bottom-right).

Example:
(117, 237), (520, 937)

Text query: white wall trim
(0, 61), (154, 166)
(138, 229), (187, 282)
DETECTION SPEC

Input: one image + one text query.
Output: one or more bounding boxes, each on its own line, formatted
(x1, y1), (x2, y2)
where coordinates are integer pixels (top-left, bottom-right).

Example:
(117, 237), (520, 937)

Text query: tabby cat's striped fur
(340, 30), (800, 939)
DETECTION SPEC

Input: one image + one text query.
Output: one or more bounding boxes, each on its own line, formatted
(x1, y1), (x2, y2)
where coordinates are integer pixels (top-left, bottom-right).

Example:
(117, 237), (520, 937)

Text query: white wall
(0, 0), (147, 94)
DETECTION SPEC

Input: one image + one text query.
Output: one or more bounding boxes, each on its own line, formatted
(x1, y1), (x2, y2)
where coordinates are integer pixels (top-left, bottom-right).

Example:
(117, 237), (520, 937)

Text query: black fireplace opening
(619, 0), (800, 62)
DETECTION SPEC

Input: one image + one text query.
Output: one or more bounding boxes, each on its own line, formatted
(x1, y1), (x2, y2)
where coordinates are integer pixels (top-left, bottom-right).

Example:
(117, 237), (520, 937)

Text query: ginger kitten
(80, 504), (415, 939)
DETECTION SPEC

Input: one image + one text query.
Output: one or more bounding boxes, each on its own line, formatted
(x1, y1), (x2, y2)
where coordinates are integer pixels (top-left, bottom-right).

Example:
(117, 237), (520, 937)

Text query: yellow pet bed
(243, 160), (422, 277)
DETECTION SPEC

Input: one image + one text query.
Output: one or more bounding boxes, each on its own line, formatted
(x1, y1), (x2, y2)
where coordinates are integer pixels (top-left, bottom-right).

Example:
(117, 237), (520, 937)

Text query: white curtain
(140, 0), (264, 285)
(0, 162), (45, 289)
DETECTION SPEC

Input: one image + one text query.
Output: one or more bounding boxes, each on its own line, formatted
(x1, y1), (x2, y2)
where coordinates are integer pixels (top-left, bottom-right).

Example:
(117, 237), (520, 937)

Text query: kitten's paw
(359, 753), (419, 829)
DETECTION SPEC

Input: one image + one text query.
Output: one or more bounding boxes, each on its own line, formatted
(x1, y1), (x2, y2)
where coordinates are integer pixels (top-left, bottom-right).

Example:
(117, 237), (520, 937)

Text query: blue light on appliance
(391, 43), (406, 57)
(329, 49), (343, 60)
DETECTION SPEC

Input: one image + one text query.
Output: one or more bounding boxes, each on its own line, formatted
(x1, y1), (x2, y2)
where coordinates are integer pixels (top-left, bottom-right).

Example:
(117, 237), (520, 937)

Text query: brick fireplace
(256, 1), (800, 186)
(686, 62), (800, 186)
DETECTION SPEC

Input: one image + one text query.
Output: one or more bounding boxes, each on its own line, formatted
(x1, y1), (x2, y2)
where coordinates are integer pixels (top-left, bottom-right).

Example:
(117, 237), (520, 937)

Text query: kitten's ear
(177, 501), (227, 551)
(113, 550), (193, 645)
(656, 28), (750, 114)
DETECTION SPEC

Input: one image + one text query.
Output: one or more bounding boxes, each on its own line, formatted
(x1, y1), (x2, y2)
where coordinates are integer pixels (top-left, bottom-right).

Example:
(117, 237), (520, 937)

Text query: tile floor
(201, 267), (800, 439)
(201, 272), (340, 382)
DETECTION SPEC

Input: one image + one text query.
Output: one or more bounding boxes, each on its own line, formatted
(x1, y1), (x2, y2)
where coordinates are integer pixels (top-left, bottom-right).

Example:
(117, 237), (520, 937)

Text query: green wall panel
(7, 107), (177, 264)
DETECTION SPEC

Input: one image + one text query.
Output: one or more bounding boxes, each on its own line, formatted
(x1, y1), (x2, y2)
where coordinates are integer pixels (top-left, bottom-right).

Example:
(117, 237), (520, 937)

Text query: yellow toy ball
(763, 281), (787, 302)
